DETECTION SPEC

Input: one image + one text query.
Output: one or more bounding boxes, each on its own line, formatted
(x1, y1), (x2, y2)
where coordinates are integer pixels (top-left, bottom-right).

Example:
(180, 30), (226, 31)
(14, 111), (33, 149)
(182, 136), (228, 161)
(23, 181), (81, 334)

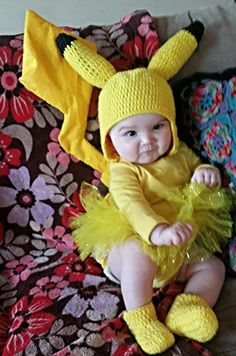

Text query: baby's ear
(148, 20), (204, 81)
(55, 33), (116, 88)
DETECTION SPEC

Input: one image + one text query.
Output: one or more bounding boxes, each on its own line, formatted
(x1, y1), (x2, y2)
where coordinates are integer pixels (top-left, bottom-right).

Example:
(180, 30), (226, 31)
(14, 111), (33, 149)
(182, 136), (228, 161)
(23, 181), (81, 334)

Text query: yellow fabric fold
(20, 10), (109, 185)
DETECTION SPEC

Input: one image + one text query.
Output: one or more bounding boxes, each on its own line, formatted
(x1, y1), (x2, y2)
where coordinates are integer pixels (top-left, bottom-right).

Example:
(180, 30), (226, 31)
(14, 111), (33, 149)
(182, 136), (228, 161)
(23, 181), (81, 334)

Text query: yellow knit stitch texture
(123, 302), (175, 354)
(99, 68), (178, 160)
(148, 30), (197, 79)
(165, 293), (219, 342)
(64, 40), (116, 88)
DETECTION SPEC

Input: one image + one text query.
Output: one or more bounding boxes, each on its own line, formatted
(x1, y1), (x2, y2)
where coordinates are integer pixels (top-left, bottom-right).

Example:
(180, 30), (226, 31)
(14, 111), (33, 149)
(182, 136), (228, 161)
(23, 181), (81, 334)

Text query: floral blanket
(0, 9), (220, 356)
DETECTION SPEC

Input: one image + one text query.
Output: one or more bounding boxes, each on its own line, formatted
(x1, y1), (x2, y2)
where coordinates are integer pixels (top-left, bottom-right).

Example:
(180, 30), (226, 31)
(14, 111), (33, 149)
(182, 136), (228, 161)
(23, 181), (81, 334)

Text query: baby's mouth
(142, 148), (157, 154)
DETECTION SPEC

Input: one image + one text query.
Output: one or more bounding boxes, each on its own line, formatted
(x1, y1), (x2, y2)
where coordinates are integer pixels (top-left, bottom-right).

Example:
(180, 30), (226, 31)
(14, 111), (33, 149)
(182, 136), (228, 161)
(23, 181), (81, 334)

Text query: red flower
(1, 295), (56, 356)
(99, 317), (128, 343)
(0, 316), (9, 355)
(62, 190), (85, 228)
(112, 343), (143, 356)
(54, 252), (102, 282)
(0, 131), (21, 176)
(0, 46), (35, 122)
(112, 33), (159, 71)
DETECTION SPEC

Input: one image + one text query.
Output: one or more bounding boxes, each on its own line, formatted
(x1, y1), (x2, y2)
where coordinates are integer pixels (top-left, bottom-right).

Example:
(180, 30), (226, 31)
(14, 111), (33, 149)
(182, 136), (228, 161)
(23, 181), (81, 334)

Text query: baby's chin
(135, 150), (170, 164)
(137, 158), (158, 165)
(134, 152), (160, 165)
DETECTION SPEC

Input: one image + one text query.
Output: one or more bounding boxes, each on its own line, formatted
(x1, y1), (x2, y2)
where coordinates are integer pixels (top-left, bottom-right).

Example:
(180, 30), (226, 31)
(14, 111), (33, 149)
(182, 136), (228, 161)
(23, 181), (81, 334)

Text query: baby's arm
(191, 166), (221, 187)
(150, 222), (193, 246)
(109, 162), (169, 244)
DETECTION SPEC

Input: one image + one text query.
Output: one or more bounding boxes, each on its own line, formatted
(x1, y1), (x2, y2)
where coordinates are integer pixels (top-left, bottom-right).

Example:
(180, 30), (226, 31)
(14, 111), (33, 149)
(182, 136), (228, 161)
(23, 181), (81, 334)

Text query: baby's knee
(108, 240), (148, 279)
(119, 239), (157, 273)
(209, 255), (225, 279)
(120, 239), (144, 258)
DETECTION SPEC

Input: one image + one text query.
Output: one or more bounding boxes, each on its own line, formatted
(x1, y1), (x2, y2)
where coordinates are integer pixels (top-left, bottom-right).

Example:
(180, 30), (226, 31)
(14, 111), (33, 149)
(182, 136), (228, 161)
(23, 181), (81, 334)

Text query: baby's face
(109, 113), (172, 164)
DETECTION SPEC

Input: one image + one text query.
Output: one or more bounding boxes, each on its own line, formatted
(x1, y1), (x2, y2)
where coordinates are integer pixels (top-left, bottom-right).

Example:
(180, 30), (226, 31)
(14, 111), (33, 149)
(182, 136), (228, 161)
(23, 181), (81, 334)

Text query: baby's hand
(150, 223), (193, 246)
(191, 167), (221, 187)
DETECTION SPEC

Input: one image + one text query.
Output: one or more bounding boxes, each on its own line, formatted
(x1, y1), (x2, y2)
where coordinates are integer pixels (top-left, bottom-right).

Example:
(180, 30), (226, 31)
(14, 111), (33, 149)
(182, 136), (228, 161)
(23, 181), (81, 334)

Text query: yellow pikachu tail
(56, 33), (116, 88)
(148, 21), (204, 80)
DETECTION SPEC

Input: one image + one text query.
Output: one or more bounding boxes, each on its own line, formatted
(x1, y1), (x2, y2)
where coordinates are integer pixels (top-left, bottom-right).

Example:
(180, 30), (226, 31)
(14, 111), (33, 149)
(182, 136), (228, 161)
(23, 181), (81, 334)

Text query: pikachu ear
(56, 33), (117, 88)
(148, 21), (204, 80)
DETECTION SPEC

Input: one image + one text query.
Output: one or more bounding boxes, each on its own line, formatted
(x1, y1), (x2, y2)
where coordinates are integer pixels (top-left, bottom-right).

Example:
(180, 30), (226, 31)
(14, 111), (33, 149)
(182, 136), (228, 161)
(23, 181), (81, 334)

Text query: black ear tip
(56, 33), (77, 55)
(184, 20), (205, 44)
(193, 20), (205, 35)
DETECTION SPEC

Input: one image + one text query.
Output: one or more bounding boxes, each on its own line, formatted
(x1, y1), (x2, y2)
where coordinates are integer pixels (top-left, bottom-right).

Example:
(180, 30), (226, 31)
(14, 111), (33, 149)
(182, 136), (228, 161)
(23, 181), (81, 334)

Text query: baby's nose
(141, 132), (155, 145)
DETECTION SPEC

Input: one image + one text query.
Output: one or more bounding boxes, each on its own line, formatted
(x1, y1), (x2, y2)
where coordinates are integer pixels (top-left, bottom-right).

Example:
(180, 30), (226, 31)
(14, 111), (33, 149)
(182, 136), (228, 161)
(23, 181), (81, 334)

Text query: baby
(56, 21), (232, 354)
(107, 111), (223, 352)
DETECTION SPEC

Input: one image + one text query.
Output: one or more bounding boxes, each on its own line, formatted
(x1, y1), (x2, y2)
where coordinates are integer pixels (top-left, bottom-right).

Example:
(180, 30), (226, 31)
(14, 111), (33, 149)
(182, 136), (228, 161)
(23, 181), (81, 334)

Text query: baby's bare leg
(108, 240), (157, 310)
(179, 255), (225, 307)
(108, 240), (175, 353)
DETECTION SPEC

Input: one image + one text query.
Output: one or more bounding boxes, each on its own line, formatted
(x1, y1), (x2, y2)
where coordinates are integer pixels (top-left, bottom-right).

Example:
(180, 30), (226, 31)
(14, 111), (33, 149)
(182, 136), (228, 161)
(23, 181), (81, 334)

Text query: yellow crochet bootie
(123, 302), (175, 354)
(165, 293), (218, 342)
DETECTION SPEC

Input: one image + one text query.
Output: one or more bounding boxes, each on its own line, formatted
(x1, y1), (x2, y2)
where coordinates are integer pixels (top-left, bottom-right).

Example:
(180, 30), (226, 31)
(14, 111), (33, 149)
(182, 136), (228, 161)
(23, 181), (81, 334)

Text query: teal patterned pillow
(175, 68), (236, 188)
(229, 235), (236, 273)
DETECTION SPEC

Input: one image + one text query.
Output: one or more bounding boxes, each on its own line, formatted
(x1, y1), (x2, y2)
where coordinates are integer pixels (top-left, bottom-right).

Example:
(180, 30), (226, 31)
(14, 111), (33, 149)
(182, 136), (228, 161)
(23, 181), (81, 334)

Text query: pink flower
(4, 255), (37, 285)
(110, 13), (133, 32)
(10, 34), (24, 49)
(92, 170), (102, 187)
(29, 275), (69, 300)
(138, 15), (153, 36)
(43, 225), (75, 252)
(48, 128), (79, 165)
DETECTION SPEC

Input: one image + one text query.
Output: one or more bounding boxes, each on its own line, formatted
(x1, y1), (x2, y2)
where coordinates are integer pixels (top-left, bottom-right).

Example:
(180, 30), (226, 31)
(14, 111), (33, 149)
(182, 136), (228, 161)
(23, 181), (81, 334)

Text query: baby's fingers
(172, 223), (193, 245)
(198, 171), (215, 186)
(191, 168), (221, 187)
(208, 171), (222, 187)
(175, 223), (193, 235)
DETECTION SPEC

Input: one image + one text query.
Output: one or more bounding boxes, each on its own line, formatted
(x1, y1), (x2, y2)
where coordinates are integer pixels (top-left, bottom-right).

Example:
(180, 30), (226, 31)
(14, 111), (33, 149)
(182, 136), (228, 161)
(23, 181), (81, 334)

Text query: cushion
(174, 68), (236, 188)
(173, 69), (236, 277)
(0, 4), (235, 355)
(2, 10), (201, 356)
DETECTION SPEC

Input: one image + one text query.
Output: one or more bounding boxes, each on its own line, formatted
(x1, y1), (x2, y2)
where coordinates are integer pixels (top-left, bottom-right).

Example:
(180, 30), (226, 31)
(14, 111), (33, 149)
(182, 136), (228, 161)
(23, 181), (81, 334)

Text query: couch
(0, 3), (235, 355)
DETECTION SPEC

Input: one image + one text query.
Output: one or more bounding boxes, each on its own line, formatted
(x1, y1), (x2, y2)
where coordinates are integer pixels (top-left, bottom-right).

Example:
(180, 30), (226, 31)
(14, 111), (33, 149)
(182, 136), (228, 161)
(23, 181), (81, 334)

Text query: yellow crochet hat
(99, 68), (176, 160)
(56, 21), (204, 161)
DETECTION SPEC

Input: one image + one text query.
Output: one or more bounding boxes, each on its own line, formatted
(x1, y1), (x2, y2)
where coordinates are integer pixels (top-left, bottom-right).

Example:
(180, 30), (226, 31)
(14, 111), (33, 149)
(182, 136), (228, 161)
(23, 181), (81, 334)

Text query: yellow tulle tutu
(71, 182), (233, 281)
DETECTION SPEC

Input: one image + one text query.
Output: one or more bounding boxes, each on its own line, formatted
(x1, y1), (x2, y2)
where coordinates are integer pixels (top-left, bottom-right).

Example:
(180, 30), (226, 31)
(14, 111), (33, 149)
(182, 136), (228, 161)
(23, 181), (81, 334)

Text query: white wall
(0, 0), (233, 34)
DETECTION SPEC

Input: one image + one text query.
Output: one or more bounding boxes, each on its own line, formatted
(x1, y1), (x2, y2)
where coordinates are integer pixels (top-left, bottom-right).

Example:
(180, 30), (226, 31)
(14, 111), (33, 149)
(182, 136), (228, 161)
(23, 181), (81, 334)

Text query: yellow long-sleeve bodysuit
(109, 141), (201, 244)
(72, 141), (232, 288)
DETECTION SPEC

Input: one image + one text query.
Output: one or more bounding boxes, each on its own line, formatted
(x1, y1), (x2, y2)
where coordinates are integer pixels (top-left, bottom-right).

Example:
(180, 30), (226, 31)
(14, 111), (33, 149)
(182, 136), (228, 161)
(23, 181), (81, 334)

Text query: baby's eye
(125, 130), (136, 137)
(153, 123), (163, 130)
